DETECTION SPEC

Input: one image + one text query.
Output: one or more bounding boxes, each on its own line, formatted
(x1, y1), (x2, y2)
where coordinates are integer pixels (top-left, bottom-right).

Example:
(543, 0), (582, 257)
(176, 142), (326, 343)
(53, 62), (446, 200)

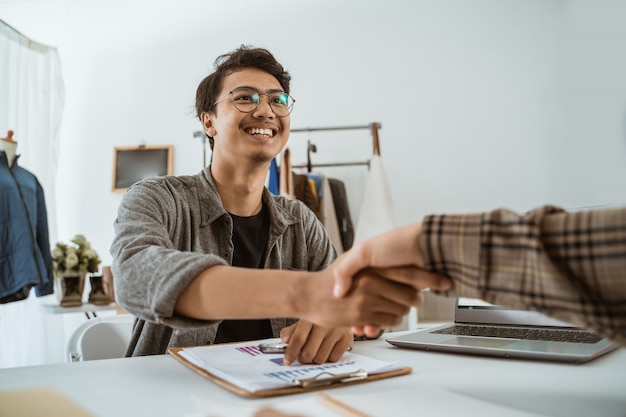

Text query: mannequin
(0, 130), (18, 167)
(0, 127), (54, 304)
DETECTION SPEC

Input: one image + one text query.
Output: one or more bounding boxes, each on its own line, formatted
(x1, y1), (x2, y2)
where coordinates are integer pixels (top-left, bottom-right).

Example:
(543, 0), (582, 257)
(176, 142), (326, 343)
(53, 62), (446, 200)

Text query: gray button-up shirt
(110, 167), (337, 356)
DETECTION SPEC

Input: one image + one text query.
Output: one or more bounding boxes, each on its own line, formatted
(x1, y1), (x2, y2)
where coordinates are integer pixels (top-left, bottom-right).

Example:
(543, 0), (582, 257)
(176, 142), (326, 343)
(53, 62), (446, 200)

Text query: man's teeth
(247, 128), (273, 137)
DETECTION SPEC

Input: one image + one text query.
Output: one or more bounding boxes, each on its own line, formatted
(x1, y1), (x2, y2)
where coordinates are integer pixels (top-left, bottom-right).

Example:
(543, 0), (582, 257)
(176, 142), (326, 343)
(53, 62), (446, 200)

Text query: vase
(87, 272), (113, 305)
(54, 270), (86, 307)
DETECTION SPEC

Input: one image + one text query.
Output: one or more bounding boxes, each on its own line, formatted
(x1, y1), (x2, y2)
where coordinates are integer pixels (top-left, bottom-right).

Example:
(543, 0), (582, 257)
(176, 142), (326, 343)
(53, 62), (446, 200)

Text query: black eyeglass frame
(213, 87), (296, 117)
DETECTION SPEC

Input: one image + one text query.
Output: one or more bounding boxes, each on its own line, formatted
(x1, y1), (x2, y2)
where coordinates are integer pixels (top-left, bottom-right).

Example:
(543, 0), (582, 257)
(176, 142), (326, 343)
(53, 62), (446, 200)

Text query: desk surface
(1, 331), (624, 417)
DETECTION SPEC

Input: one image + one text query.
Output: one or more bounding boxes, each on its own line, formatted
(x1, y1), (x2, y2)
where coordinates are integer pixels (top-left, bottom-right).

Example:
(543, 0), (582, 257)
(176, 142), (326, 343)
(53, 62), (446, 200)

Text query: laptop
(387, 297), (620, 363)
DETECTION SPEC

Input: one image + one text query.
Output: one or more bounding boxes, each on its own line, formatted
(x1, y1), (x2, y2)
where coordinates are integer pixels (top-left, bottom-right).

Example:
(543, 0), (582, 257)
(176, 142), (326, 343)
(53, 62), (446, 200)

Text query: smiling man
(110, 46), (422, 365)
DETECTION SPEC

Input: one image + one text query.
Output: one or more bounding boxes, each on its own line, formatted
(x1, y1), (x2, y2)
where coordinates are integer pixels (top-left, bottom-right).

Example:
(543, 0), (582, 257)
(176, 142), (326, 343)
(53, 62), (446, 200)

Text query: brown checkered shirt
(421, 205), (626, 346)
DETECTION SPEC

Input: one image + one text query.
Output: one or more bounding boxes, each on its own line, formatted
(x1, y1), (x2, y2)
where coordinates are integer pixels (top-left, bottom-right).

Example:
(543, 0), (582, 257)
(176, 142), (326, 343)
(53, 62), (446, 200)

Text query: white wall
(2, 0), (626, 279)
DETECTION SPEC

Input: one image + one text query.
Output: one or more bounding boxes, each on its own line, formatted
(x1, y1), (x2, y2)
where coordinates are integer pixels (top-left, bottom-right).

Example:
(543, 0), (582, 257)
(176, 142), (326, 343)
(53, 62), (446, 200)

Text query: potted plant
(51, 234), (101, 307)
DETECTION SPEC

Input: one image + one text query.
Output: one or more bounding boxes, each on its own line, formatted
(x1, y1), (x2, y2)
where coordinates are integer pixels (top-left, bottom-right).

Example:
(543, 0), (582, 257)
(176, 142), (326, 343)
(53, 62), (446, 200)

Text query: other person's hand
(331, 223), (452, 336)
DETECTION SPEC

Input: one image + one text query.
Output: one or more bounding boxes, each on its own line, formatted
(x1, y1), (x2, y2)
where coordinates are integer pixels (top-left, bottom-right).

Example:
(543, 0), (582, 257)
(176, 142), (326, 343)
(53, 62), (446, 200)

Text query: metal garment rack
(289, 122), (381, 172)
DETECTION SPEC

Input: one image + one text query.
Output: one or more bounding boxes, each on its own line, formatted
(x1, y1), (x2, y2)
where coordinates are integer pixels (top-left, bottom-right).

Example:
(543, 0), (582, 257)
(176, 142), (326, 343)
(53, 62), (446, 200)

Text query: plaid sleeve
(420, 206), (626, 345)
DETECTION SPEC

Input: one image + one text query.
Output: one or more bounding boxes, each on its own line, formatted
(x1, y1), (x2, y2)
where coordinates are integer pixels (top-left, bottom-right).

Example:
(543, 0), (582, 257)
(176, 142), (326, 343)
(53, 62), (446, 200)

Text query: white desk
(1, 331), (624, 417)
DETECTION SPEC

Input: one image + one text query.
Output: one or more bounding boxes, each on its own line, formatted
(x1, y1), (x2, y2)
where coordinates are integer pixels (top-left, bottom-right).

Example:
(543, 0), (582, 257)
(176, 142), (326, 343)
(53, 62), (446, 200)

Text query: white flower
(66, 252), (79, 269)
(73, 234), (87, 246)
(51, 234), (101, 275)
(51, 247), (64, 259)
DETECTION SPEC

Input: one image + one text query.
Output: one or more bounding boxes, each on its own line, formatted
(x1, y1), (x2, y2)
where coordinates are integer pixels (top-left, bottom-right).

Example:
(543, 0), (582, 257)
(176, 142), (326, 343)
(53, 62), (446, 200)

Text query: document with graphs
(168, 338), (411, 397)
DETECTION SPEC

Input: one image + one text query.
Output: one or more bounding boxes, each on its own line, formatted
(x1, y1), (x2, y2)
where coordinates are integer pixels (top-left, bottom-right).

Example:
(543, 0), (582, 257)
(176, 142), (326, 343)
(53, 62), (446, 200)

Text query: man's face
(203, 68), (291, 166)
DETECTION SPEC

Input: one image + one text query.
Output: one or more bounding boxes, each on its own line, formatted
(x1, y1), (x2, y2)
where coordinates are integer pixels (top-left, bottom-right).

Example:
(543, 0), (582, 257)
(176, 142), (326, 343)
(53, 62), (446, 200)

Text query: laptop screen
(455, 297), (577, 328)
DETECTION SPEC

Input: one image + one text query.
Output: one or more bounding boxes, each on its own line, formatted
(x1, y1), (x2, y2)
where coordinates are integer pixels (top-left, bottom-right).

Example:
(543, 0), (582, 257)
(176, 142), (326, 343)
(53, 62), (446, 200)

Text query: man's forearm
(175, 264), (422, 331)
(174, 265), (305, 320)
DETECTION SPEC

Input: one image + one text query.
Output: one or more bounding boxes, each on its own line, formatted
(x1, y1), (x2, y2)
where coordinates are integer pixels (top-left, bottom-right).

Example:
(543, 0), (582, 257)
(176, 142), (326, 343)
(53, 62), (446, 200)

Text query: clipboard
(168, 346), (412, 398)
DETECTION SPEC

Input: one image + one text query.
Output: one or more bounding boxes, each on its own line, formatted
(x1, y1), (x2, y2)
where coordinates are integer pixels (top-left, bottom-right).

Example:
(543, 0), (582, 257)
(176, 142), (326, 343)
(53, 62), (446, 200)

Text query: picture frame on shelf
(112, 145), (173, 192)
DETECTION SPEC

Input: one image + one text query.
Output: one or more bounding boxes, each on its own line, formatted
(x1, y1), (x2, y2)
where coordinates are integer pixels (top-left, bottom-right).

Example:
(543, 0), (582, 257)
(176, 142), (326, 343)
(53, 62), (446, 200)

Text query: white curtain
(0, 19), (66, 367)
(354, 154), (396, 244)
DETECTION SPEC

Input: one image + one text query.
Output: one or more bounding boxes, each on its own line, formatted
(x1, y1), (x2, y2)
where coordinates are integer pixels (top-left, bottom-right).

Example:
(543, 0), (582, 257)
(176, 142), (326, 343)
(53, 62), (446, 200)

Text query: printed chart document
(170, 338), (410, 396)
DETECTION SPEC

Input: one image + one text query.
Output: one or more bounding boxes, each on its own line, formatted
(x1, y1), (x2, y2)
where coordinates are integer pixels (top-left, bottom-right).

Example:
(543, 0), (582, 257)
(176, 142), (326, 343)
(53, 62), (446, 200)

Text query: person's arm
(334, 206), (626, 346)
(420, 205), (626, 345)
(175, 263), (421, 329)
(175, 262), (435, 363)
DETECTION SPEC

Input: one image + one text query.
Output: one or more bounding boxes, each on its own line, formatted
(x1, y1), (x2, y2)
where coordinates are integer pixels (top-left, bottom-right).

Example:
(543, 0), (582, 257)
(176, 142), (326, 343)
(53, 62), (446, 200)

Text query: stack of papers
(178, 338), (404, 393)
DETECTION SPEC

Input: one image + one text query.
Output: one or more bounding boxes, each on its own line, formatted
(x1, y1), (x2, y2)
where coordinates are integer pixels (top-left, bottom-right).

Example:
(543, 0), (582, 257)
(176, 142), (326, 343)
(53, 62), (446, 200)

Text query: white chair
(66, 314), (135, 362)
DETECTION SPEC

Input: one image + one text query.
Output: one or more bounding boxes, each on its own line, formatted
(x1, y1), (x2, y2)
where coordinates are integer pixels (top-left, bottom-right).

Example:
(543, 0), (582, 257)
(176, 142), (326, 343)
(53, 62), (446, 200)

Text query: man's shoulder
(128, 173), (201, 193)
(268, 192), (309, 213)
(265, 191), (321, 228)
(120, 174), (209, 211)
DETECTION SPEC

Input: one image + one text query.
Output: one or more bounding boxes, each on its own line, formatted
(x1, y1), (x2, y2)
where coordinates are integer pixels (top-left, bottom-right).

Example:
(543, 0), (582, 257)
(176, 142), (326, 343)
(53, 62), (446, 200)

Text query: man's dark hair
(195, 45), (291, 120)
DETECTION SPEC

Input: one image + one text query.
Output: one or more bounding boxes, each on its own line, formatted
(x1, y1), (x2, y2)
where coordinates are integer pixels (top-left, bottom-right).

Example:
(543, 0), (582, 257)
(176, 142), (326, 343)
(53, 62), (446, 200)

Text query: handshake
(298, 223), (452, 337)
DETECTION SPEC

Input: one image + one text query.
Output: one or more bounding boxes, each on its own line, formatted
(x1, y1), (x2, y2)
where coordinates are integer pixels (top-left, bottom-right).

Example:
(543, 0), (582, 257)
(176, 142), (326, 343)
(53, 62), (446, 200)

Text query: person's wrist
(411, 222), (425, 268)
(397, 223), (424, 268)
(288, 271), (312, 318)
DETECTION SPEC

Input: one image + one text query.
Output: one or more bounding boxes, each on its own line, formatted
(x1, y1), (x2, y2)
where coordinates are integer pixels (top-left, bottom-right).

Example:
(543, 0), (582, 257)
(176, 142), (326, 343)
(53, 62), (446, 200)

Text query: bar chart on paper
(264, 360), (358, 383)
(234, 343), (360, 383)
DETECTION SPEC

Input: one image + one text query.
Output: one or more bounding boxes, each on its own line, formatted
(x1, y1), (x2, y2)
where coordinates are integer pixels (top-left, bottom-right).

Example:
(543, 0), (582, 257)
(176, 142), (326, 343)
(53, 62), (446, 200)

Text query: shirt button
(205, 340), (211, 345)
(224, 253), (229, 258)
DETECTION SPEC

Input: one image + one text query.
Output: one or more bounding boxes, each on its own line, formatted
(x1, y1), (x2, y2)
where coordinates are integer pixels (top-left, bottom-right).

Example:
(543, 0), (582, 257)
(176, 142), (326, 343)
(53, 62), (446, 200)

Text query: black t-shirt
(214, 203), (273, 344)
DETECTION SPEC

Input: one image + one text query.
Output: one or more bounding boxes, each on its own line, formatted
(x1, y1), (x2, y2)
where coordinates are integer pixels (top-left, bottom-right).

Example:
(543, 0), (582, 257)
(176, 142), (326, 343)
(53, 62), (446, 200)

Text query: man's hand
(299, 267), (421, 332)
(329, 223), (452, 337)
(279, 321), (352, 366)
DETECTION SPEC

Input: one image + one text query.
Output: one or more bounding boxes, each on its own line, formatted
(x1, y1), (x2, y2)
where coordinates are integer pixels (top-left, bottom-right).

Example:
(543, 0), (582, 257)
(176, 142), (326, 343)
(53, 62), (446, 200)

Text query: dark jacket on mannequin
(0, 152), (53, 303)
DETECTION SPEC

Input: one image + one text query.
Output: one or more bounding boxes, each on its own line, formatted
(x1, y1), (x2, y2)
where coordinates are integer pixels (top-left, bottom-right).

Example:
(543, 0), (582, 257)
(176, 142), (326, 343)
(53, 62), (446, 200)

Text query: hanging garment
(319, 174), (344, 253)
(328, 178), (354, 251)
(354, 154), (395, 244)
(279, 148), (295, 199)
(306, 173), (323, 202)
(268, 158), (279, 195)
(307, 178), (318, 203)
(278, 148), (320, 219)
(0, 153), (54, 303)
(293, 173), (320, 219)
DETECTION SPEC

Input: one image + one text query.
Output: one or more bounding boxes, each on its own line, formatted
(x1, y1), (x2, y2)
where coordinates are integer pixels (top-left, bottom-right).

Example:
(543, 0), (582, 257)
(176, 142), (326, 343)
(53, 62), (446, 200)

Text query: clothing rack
(289, 122), (381, 172)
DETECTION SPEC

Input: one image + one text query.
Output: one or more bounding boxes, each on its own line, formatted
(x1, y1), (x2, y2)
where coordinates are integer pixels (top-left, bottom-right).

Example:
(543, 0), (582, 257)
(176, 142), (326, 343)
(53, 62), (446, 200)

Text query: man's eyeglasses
(214, 87), (295, 117)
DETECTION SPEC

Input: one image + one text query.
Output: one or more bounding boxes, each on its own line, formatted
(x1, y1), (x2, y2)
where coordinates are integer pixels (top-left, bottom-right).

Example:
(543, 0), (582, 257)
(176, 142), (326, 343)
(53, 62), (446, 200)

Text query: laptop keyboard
(433, 325), (602, 344)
